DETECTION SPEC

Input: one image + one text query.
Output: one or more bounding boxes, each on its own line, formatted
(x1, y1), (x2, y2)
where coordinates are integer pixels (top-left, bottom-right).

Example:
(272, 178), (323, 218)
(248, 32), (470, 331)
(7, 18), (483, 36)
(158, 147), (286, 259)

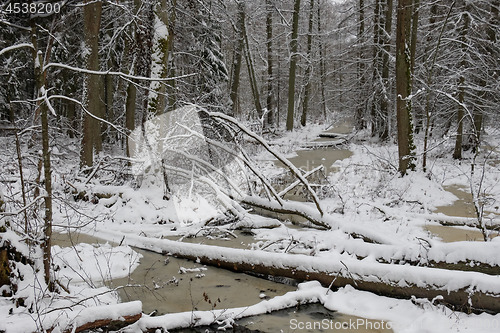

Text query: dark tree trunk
(355, 0), (366, 130)
(396, 0), (416, 175)
(300, 0), (314, 126)
(266, 0), (275, 126)
(286, 0), (301, 131)
(229, 1), (245, 117)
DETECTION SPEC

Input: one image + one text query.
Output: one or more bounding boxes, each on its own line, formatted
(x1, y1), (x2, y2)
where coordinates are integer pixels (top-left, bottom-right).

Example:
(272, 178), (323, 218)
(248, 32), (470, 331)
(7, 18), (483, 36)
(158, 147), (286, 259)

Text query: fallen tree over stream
(98, 231), (500, 314)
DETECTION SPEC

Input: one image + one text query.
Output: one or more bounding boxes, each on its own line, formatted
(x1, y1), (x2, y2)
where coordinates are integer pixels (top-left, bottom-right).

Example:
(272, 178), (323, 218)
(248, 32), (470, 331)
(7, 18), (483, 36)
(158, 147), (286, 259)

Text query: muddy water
(275, 148), (353, 175)
(237, 304), (392, 333)
(115, 233), (301, 315)
(49, 123), (394, 331)
(53, 231), (295, 315)
(274, 124), (353, 174)
(427, 185), (500, 242)
(52, 232), (392, 332)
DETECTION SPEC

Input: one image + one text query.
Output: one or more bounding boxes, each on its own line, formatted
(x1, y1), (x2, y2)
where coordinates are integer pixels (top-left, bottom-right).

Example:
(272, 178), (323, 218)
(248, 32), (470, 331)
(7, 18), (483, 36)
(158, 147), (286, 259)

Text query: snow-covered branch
(0, 43), (34, 57)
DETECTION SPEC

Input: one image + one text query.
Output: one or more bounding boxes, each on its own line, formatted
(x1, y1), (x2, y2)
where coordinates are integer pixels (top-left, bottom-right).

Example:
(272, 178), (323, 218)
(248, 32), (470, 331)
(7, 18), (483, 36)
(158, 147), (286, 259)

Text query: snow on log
(375, 205), (500, 230)
(318, 133), (348, 138)
(208, 111), (325, 216)
(242, 195), (400, 244)
(99, 231), (500, 313)
(53, 301), (142, 333)
(122, 282), (324, 332)
(300, 139), (346, 149)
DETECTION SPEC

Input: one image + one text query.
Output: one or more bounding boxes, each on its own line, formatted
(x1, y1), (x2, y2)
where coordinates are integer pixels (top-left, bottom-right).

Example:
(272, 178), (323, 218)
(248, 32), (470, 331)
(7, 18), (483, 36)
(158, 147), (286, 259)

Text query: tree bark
(148, 0), (175, 116)
(300, 0), (314, 127)
(453, 76), (465, 159)
(266, 0), (275, 126)
(229, 1), (245, 117)
(396, 0), (416, 175)
(379, 0), (393, 140)
(355, 0), (366, 130)
(80, 0), (103, 168)
(371, 0), (382, 137)
(317, 0), (327, 120)
(286, 0), (301, 131)
(30, 23), (53, 288)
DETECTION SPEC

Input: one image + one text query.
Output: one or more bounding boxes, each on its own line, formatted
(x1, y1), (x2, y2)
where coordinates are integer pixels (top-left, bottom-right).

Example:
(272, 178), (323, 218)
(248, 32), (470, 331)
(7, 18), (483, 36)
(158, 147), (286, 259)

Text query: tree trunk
(371, 0), (382, 137)
(396, 0), (416, 175)
(166, 0), (177, 113)
(453, 76), (465, 160)
(265, 0), (275, 126)
(148, 0), (175, 116)
(317, 0), (327, 120)
(379, 0), (393, 141)
(229, 1), (245, 117)
(30, 24), (53, 288)
(80, 0), (103, 168)
(453, 4), (470, 159)
(410, 0), (423, 133)
(125, 81), (136, 158)
(286, 0), (301, 131)
(113, 234), (500, 314)
(300, 0), (314, 127)
(355, 0), (366, 130)
(243, 17), (263, 119)
(409, 0), (419, 74)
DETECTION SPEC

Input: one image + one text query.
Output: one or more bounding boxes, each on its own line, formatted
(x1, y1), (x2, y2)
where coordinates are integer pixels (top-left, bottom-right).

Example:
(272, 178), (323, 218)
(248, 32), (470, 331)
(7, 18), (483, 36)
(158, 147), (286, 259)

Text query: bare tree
(396, 0), (416, 175)
(286, 0), (301, 131)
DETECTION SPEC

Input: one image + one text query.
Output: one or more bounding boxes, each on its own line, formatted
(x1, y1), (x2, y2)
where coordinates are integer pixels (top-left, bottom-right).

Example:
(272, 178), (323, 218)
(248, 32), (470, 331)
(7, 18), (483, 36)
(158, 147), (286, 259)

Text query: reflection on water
(113, 233), (297, 315)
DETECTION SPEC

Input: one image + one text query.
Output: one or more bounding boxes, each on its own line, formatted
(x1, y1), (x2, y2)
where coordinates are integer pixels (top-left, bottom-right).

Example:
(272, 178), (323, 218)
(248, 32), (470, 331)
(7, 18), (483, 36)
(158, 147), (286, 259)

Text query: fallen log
(375, 205), (500, 231)
(300, 139), (346, 149)
(241, 196), (400, 245)
(318, 133), (348, 138)
(47, 301), (143, 333)
(98, 231), (500, 314)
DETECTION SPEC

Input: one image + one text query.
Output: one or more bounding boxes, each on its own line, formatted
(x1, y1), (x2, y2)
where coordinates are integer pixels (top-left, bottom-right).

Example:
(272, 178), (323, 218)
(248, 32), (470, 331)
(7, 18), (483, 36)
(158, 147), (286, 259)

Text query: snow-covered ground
(1, 119), (499, 332)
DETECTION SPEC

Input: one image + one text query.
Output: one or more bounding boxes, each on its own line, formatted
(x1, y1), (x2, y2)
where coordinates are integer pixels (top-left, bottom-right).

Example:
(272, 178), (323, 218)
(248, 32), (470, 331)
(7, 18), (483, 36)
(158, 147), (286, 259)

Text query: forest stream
(50, 124), (396, 332)
(50, 124), (496, 332)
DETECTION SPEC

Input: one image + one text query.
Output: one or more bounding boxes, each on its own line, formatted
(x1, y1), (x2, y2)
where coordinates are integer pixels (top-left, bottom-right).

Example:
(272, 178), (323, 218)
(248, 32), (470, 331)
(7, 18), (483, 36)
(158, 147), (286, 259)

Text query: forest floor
(1, 117), (500, 332)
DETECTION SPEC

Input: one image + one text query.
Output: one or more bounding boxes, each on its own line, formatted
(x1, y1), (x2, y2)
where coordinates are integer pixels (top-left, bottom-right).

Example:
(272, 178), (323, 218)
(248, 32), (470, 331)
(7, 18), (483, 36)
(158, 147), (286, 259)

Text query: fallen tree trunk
(46, 301), (143, 333)
(300, 139), (346, 149)
(241, 195), (400, 244)
(318, 133), (347, 138)
(375, 205), (500, 231)
(98, 231), (500, 314)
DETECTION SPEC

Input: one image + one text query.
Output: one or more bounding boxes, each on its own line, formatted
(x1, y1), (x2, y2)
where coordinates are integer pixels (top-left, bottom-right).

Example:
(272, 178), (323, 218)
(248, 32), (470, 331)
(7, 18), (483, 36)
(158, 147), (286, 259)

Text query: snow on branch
(0, 43), (34, 57)
(44, 62), (196, 82)
(208, 111), (325, 217)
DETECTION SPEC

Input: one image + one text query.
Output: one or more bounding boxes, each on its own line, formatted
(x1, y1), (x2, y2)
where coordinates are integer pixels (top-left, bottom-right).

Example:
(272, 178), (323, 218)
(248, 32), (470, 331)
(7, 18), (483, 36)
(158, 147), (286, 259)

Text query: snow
(1, 114), (499, 332)
(121, 281), (500, 333)
(52, 242), (142, 284)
